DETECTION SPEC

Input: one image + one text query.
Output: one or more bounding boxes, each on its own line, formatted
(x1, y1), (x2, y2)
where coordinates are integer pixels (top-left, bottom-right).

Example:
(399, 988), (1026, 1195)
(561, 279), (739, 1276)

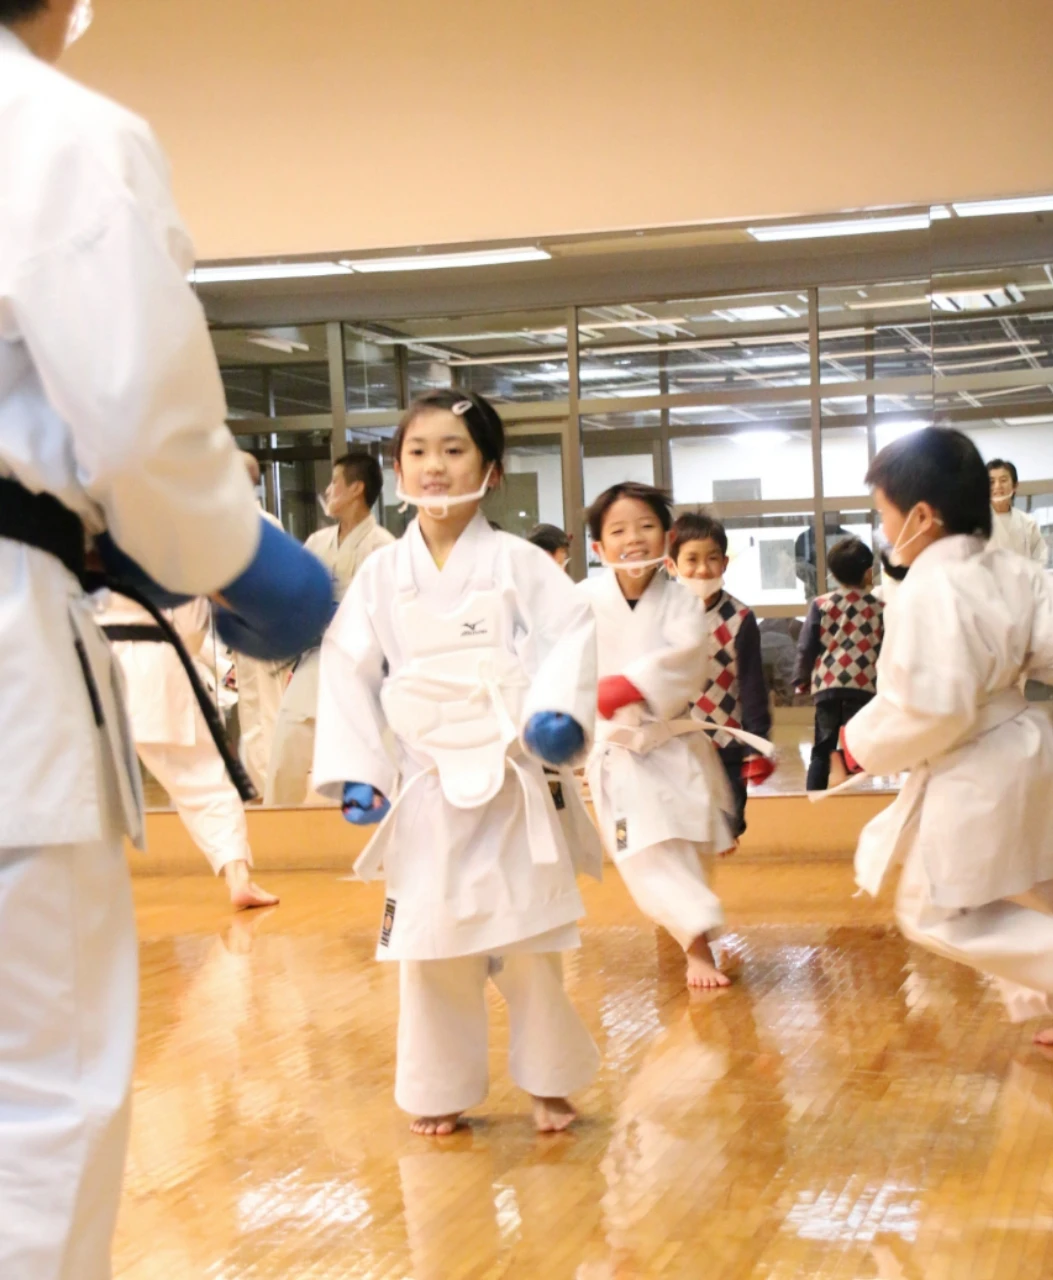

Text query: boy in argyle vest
(792, 536), (884, 790)
(670, 512), (774, 838)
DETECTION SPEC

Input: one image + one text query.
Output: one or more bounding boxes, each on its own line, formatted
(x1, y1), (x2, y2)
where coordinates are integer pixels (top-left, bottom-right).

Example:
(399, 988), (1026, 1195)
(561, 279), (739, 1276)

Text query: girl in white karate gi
(839, 428), (1053, 1045)
(579, 483), (736, 989)
(313, 390), (600, 1134)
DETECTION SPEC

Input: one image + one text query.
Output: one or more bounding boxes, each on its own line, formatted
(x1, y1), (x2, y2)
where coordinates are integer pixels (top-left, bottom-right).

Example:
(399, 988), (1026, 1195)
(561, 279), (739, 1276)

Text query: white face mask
(888, 505), (943, 567)
(65, 0), (93, 48)
(396, 464), (495, 521)
(679, 574), (723, 599)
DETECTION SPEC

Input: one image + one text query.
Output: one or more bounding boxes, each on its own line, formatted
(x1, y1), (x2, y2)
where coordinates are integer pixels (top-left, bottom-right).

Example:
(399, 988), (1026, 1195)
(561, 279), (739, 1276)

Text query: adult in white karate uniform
(843, 429), (1053, 1043)
(101, 593), (279, 909)
(0, 6), (331, 1275)
(578, 483), (736, 990)
(313, 390), (599, 1135)
(234, 452), (287, 794)
(987, 457), (1047, 565)
(265, 451), (394, 805)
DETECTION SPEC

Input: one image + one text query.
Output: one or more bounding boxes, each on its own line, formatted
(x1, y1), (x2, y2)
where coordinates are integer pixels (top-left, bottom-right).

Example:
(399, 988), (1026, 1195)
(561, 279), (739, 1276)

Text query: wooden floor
(117, 864), (1053, 1280)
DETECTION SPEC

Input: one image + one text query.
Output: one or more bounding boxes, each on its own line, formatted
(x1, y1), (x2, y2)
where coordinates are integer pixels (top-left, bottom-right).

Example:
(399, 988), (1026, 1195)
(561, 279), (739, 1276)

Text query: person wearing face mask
(987, 458), (1048, 565)
(579, 483), (738, 990)
(669, 511), (774, 839)
(313, 390), (600, 1137)
(837, 428), (1053, 1049)
(792, 537), (884, 791)
(264, 452), (394, 805)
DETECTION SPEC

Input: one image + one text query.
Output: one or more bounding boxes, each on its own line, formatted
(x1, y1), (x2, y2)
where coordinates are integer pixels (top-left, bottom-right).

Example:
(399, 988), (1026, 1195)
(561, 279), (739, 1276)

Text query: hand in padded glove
(341, 782), (391, 826)
(741, 753), (776, 787)
(213, 516), (333, 662)
(523, 712), (585, 766)
(597, 674), (645, 720)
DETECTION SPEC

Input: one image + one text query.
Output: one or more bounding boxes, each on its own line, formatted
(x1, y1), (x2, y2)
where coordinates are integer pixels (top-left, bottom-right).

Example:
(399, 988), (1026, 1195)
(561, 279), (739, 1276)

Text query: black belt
(0, 477), (258, 803)
(103, 624), (166, 643)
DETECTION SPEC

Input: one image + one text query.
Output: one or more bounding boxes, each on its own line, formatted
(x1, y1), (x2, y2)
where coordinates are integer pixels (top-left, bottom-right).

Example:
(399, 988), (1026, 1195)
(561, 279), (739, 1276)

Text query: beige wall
(66, 0), (1053, 261)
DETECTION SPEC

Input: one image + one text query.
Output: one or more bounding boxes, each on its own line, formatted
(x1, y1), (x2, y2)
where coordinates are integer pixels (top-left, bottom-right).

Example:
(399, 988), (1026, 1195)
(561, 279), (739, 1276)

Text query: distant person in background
(988, 458), (1047, 565)
(795, 515), (850, 601)
(265, 453), (395, 805)
(793, 537), (884, 791)
(527, 523), (571, 570)
(234, 452), (287, 794)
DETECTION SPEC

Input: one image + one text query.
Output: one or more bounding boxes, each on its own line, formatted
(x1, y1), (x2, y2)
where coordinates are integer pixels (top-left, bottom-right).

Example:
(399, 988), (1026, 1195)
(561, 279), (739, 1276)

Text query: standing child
(312, 390), (600, 1134)
(580, 483), (736, 989)
(669, 511), (774, 837)
(838, 428), (1053, 1045)
(792, 536), (884, 791)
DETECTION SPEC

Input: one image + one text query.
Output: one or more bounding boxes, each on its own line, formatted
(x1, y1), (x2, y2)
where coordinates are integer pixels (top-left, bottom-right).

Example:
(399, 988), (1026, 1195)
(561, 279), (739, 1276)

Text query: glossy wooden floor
(118, 865), (1053, 1280)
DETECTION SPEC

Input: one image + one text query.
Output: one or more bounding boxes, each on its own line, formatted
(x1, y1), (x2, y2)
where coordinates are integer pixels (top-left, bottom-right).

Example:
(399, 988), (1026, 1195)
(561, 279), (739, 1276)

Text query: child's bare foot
(224, 860), (279, 910)
(532, 1096), (578, 1132)
(410, 1113), (462, 1136)
(686, 935), (731, 989)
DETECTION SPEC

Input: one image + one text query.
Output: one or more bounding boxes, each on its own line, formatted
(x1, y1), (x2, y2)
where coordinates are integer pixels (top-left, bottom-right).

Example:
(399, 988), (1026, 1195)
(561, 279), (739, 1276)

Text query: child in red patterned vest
(792, 536), (884, 790)
(669, 512), (773, 838)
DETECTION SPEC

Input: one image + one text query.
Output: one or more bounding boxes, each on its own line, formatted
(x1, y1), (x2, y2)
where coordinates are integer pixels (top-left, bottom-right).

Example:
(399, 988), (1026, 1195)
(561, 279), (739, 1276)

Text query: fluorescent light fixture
(845, 296), (930, 311)
(246, 333), (311, 355)
(747, 214), (930, 242)
(713, 304), (798, 322)
(191, 262), (352, 284)
(930, 205), (952, 219)
(932, 286), (1022, 312)
(952, 194), (1053, 217)
(339, 247), (550, 273)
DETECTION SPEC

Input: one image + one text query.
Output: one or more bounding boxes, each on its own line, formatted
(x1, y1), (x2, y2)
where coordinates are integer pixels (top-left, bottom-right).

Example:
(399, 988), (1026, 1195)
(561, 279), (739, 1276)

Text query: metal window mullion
(809, 288), (827, 593)
(564, 306), (587, 579)
(326, 321), (348, 464)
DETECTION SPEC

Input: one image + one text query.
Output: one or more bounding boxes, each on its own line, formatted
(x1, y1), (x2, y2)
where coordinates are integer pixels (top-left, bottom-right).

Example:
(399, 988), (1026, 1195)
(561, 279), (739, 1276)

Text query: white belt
(810, 686), (1030, 803)
(598, 717), (775, 758)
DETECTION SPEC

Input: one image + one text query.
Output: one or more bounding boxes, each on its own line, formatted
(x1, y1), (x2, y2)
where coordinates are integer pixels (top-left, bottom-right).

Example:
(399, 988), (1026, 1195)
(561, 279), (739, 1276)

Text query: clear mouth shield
(396, 464), (496, 520)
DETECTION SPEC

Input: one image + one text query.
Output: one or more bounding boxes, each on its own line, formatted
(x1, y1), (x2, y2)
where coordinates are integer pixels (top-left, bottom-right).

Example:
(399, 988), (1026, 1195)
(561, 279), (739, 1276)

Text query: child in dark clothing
(793, 536), (885, 790)
(670, 512), (773, 837)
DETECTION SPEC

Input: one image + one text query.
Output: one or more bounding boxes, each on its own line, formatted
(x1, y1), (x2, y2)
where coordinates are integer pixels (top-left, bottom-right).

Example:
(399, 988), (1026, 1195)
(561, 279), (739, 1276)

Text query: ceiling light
(952, 194), (1053, 217)
(246, 333), (311, 355)
(844, 296), (930, 311)
(747, 214), (930, 242)
(339, 247), (551, 273)
(191, 262), (352, 284)
(713, 304), (799, 322)
(930, 205), (952, 219)
(931, 287), (1021, 311)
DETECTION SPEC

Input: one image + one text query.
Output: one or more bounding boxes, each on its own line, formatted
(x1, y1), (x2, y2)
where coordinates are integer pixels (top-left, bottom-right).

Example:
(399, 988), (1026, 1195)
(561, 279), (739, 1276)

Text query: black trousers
(807, 691), (874, 791)
(717, 746), (748, 838)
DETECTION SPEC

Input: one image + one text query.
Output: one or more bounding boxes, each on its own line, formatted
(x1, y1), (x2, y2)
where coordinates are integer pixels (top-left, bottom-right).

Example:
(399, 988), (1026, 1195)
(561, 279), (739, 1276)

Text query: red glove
(838, 728), (863, 774)
(597, 675), (645, 720)
(741, 753), (776, 786)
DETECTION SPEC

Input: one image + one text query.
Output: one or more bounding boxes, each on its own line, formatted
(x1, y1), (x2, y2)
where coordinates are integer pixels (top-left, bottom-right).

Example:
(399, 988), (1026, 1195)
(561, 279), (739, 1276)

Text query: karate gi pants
(896, 843), (1053, 1022)
(262, 709), (315, 806)
(138, 736), (251, 875)
(395, 952), (599, 1116)
(234, 655), (285, 796)
(617, 839), (724, 950)
(0, 734), (137, 1280)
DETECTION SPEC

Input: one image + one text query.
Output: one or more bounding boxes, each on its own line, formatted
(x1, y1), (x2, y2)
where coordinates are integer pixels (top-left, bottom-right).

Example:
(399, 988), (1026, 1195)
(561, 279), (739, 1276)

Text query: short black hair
(866, 427), (992, 540)
(827, 536), (874, 589)
(987, 457), (1019, 487)
(333, 452), (383, 508)
(527, 523), (570, 554)
(0, 1), (48, 20)
(392, 389), (504, 470)
(587, 482), (673, 542)
(670, 510), (728, 560)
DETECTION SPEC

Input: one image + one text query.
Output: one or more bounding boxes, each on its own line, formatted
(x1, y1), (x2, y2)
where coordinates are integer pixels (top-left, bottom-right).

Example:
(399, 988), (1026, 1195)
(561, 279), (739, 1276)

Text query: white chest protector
(353, 544), (559, 880)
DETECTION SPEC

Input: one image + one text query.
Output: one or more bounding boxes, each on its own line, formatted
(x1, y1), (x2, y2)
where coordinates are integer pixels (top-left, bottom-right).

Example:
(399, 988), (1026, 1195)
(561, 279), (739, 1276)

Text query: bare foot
(686, 935), (731, 989)
(224, 860), (279, 910)
(532, 1096), (577, 1132)
(410, 1113), (462, 1136)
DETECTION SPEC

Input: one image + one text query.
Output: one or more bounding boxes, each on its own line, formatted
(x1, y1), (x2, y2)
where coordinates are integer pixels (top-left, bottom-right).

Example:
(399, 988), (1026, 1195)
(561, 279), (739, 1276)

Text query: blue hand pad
(342, 781), (391, 826)
(523, 712), (586, 767)
(214, 516), (333, 662)
(95, 533), (194, 609)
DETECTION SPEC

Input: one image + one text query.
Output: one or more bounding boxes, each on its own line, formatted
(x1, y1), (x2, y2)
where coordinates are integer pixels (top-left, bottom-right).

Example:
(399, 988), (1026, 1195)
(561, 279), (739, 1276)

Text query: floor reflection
(115, 868), (1053, 1279)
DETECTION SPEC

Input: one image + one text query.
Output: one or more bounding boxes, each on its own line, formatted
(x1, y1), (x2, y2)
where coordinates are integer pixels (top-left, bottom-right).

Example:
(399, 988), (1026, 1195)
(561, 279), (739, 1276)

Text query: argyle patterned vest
(695, 591), (751, 749)
(812, 589), (884, 696)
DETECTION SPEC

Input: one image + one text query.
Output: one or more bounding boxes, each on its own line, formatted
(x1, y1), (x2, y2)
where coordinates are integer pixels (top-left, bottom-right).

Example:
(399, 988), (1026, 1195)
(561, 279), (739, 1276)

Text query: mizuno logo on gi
(461, 620), (487, 637)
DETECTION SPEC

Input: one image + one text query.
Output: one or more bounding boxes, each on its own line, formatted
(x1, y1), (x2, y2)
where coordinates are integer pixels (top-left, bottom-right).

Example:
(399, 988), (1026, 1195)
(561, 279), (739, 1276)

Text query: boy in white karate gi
(840, 428), (1053, 1044)
(580, 483), (736, 989)
(313, 390), (600, 1134)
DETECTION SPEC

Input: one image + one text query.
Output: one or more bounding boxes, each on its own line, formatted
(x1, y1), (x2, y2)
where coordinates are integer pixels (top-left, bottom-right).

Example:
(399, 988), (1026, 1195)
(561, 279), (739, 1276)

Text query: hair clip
(452, 399), (473, 416)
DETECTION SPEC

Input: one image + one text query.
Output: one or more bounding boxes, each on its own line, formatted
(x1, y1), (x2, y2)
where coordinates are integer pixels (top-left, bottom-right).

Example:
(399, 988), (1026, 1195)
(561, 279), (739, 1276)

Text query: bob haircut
(866, 427), (992, 540)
